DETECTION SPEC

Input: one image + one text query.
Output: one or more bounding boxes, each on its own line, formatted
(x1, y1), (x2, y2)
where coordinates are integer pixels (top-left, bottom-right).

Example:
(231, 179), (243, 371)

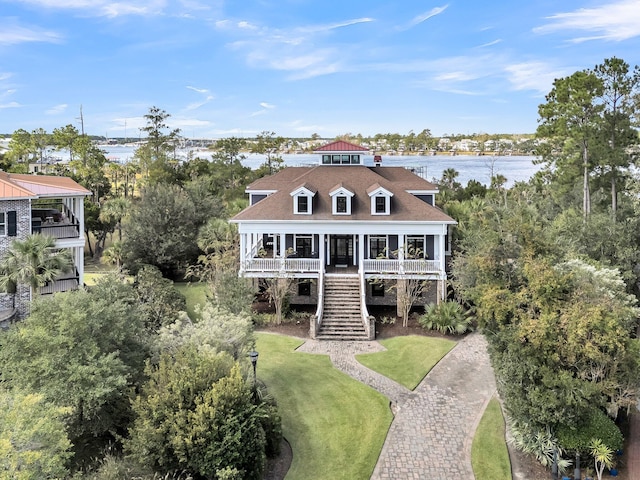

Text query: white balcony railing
(243, 257), (442, 275)
(362, 259), (441, 274)
(243, 258), (321, 272)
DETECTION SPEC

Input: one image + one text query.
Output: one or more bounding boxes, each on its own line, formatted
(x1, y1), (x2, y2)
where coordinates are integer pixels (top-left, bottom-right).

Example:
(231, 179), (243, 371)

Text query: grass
(256, 333), (393, 480)
(471, 396), (512, 480)
(173, 282), (209, 320)
(355, 335), (456, 390)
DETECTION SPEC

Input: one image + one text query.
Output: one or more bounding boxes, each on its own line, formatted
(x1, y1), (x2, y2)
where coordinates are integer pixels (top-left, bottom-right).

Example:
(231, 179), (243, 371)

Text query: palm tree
(99, 197), (131, 241)
(101, 241), (124, 270)
(441, 168), (460, 189)
(0, 234), (73, 310)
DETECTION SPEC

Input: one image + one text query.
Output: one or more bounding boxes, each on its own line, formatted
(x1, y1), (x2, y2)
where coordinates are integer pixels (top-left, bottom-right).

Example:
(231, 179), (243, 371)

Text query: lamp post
(551, 449), (559, 480)
(249, 350), (259, 385)
(574, 452), (581, 480)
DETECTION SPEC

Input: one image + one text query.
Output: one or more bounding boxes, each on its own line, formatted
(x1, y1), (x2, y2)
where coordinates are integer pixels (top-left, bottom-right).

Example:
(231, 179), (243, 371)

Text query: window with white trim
(406, 235), (425, 259)
(369, 235), (387, 259)
(368, 187), (393, 215)
(297, 196), (308, 213)
(329, 186), (354, 215)
(0, 212), (5, 236)
(295, 235), (313, 257)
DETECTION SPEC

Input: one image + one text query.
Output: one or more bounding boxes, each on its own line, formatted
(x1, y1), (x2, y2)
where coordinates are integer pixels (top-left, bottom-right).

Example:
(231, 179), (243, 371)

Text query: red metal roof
(0, 171), (91, 199)
(313, 140), (369, 152)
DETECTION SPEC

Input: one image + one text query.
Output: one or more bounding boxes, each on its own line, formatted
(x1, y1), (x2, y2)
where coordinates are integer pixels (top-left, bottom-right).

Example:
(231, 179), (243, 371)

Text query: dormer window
(298, 196), (309, 213)
(329, 184), (354, 215)
(290, 184), (316, 215)
(367, 184), (393, 215)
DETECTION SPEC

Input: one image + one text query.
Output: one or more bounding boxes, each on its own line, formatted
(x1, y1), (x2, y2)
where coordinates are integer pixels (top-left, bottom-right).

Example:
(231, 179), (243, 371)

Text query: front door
(330, 235), (353, 267)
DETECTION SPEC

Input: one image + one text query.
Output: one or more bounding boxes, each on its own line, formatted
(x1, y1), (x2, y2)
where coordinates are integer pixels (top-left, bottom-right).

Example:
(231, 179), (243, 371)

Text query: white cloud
(0, 102), (21, 109)
(171, 118), (211, 128)
(534, 0), (640, 42)
(45, 104), (68, 115)
(185, 96), (214, 110)
(185, 85), (214, 110)
(298, 17), (374, 34)
(0, 21), (62, 45)
(10, 0), (170, 18)
(237, 21), (259, 30)
(260, 102), (275, 109)
(476, 39), (502, 48)
(111, 116), (146, 132)
(406, 5), (448, 29)
(249, 109), (267, 117)
(504, 62), (568, 94)
(431, 87), (482, 96)
(219, 16), (372, 80)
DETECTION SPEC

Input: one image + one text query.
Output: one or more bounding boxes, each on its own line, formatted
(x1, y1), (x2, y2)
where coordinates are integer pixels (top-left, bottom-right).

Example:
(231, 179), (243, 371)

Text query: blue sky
(1, 0), (639, 138)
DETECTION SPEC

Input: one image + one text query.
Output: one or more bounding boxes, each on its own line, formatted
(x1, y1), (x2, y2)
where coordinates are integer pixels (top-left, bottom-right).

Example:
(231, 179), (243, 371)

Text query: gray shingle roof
(233, 166), (455, 223)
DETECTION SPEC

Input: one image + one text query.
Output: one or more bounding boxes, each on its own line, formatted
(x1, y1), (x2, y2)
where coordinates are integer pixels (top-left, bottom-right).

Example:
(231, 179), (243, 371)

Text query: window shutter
(7, 211), (17, 237)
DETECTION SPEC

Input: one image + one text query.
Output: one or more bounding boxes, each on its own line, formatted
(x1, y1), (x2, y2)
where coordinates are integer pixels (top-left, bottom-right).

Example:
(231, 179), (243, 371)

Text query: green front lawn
(173, 282), (209, 320)
(471, 396), (511, 480)
(256, 333), (392, 480)
(355, 335), (456, 390)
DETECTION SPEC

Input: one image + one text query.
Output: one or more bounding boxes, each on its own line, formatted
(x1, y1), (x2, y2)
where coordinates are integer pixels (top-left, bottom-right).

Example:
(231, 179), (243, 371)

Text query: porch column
(398, 234), (405, 274)
(358, 233), (365, 273)
(239, 233), (246, 272)
(279, 233), (286, 270)
(77, 247), (84, 285)
(77, 197), (85, 238)
(319, 234), (326, 272)
(439, 234), (446, 274)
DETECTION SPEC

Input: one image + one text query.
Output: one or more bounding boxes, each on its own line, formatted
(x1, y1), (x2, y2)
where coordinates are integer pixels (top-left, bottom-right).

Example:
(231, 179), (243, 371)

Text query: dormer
(367, 184), (393, 215)
(290, 184), (316, 215)
(248, 189), (276, 206)
(406, 189), (438, 206)
(329, 184), (355, 215)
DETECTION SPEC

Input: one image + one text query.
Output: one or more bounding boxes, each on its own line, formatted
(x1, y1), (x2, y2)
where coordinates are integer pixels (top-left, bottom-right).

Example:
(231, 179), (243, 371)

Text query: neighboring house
(0, 172), (91, 321)
(231, 140), (456, 340)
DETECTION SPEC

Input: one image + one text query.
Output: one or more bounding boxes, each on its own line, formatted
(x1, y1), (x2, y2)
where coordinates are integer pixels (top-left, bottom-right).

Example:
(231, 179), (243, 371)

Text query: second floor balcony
(31, 202), (81, 239)
(241, 256), (442, 276)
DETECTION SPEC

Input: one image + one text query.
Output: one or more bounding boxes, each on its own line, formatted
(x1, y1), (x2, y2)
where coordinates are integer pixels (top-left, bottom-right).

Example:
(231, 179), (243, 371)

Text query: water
(96, 146), (540, 187)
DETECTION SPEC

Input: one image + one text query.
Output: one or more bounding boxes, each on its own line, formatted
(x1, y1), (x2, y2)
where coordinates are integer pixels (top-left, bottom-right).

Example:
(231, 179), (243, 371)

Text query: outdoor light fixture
(249, 350), (259, 384)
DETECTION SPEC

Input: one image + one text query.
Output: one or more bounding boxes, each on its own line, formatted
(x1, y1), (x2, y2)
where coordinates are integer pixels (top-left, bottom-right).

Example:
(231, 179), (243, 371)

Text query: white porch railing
(243, 258), (321, 272)
(243, 257), (442, 275)
(362, 259), (441, 274)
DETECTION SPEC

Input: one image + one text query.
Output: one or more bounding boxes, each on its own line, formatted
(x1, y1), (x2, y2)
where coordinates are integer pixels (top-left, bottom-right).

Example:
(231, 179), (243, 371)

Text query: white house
(231, 141), (456, 339)
(0, 172), (91, 321)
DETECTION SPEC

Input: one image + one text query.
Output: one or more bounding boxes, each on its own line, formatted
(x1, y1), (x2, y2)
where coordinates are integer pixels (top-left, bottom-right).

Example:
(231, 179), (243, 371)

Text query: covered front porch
(239, 232), (447, 278)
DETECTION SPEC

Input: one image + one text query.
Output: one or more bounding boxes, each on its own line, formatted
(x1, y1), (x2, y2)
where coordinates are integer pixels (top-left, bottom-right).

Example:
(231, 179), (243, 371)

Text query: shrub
(556, 408), (623, 454)
(126, 347), (275, 480)
(418, 300), (474, 335)
(509, 421), (572, 471)
(260, 402), (283, 458)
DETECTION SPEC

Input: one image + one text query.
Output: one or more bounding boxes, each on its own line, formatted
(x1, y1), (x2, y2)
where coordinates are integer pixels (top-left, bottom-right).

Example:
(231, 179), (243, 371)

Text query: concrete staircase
(317, 274), (369, 340)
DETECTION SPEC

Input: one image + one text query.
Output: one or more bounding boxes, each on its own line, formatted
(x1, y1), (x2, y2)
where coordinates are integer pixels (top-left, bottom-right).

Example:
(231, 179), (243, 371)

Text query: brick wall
(0, 199), (33, 319)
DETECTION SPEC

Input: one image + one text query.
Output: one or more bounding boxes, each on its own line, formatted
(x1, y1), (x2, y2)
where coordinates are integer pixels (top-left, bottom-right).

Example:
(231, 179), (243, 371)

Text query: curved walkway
(297, 333), (497, 479)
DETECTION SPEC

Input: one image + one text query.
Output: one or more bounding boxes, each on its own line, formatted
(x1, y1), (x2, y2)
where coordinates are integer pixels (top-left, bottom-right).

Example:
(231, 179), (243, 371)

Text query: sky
(1, 0), (640, 139)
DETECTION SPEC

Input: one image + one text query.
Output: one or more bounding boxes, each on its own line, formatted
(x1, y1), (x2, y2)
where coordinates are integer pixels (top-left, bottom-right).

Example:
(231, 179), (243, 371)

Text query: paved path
(297, 333), (497, 480)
